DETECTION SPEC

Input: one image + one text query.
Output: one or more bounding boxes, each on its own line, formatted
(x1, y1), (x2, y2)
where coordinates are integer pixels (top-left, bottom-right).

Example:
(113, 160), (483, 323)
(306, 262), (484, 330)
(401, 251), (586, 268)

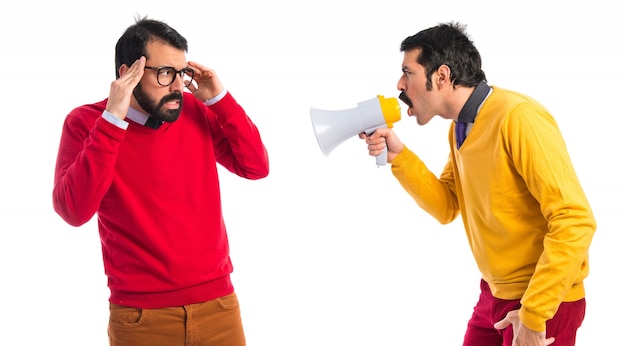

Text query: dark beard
(133, 83), (184, 122)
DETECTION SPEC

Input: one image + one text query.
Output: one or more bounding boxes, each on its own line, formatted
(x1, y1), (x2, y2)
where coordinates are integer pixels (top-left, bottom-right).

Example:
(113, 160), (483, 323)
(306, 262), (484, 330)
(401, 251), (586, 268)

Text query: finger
(187, 61), (204, 76)
(361, 132), (375, 141)
(186, 82), (197, 93)
(366, 135), (386, 145)
(134, 56), (146, 70)
(127, 57), (145, 74)
(493, 319), (511, 330)
(188, 61), (209, 71)
(131, 56), (146, 68)
(189, 62), (218, 81)
(363, 129), (382, 140)
(119, 57), (145, 84)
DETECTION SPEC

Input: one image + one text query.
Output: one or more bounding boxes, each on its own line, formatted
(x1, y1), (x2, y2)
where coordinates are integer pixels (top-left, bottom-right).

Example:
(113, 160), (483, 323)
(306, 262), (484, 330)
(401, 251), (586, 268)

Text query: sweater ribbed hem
(109, 275), (233, 309)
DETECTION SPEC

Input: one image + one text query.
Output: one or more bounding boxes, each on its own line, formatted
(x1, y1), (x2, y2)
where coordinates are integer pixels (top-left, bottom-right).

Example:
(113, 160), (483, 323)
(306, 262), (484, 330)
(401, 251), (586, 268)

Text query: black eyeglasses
(144, 66), (195, 87)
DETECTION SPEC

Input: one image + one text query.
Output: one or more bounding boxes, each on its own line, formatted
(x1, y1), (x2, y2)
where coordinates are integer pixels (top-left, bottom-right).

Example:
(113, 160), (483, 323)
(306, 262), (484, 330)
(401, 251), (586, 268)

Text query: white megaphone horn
(310, 95), (401, 166)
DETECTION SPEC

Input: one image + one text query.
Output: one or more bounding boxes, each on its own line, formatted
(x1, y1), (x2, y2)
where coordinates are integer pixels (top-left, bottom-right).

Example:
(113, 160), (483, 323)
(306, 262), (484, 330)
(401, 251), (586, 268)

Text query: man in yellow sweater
(360, 22), (595, 346)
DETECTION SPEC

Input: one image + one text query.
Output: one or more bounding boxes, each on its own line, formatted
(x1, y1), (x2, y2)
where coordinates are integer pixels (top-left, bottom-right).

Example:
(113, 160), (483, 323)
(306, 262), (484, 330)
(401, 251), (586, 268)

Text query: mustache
(161, 92), (183, 105)
(398, 91), (413, 108)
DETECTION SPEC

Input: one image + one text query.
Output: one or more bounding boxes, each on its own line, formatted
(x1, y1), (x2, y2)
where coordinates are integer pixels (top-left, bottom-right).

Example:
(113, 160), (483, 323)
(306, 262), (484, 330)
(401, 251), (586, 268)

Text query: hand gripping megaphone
(310, 95), (401, 166)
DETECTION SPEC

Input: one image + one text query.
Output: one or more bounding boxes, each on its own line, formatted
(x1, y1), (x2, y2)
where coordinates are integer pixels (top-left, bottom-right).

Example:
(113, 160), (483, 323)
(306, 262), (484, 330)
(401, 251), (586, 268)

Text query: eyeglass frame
(144, 65), (195, 87)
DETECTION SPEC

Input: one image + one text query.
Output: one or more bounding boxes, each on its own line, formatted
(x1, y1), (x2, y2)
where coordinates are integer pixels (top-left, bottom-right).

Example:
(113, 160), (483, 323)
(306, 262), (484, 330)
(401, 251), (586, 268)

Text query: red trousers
(463, 280), (585, 346)
(108, 292), (245, 346)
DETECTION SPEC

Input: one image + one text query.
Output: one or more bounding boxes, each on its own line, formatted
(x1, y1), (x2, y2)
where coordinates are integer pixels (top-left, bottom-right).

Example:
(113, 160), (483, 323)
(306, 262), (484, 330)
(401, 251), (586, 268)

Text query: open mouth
(398, 91), (413, 108)
(160, 93), (183, 110)
(164, 100), (180, 109)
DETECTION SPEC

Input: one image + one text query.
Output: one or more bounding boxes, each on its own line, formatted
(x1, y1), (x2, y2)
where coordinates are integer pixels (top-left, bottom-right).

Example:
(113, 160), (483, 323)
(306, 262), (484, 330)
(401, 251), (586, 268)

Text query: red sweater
(53, 92), (269, 308)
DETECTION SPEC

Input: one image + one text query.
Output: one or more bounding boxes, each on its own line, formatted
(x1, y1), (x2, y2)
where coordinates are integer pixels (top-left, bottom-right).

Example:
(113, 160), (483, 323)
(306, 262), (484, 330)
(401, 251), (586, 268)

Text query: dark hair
(400, 22), (486, 90)
(114, 16), (188, 78)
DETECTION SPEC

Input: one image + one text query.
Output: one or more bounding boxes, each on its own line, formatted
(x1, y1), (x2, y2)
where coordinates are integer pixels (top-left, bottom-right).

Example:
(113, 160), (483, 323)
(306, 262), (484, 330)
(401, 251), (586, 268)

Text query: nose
(169, 73), (185, 91)
(397, 75), (406, 92)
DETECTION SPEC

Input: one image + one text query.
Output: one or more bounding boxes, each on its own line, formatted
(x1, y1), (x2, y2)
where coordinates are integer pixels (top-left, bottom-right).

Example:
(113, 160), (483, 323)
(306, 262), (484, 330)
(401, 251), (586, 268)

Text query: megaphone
(310, 95), (401, 166)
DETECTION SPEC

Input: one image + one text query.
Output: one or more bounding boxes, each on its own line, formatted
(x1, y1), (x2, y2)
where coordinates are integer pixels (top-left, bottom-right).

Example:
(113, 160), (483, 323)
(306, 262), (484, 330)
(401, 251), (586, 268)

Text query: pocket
(217, 293), (240, 311)
(109, 304), (146, 328)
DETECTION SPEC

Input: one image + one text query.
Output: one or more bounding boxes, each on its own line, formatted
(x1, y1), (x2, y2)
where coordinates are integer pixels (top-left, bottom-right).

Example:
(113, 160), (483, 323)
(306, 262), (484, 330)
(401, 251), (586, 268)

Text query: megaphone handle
(365, 127), (388, 167)
(376, 145), (387, 166)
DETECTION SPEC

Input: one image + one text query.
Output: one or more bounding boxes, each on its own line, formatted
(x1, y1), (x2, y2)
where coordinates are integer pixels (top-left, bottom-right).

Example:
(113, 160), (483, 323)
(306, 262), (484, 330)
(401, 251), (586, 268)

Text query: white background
(1, 0), (623, 344)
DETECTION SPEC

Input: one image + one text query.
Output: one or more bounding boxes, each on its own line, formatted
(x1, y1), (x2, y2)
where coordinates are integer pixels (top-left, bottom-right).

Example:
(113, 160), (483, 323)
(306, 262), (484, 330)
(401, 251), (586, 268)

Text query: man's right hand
(105, 57), (146, 120)
(359, 128), (404, 163)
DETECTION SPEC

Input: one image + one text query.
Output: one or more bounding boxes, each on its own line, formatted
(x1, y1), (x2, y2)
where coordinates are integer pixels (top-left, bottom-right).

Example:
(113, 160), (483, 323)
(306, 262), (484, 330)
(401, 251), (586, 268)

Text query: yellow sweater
(391, 86), (596, 331)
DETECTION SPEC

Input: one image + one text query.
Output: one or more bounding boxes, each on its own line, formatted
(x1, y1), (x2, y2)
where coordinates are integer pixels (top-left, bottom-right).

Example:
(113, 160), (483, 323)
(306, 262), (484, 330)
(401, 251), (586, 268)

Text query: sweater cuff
(390, 146), (415, 168)
(518, 306), (545, 332)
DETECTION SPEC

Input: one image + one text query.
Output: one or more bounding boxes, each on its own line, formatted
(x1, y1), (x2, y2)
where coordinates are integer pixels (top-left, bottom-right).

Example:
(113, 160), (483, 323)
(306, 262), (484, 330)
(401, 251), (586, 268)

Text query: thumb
(493, 317), (511, 330)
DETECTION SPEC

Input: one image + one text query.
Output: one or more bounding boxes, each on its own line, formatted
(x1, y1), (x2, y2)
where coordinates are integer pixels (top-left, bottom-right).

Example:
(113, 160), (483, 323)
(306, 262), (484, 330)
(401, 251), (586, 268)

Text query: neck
(448, 86), (476, 121)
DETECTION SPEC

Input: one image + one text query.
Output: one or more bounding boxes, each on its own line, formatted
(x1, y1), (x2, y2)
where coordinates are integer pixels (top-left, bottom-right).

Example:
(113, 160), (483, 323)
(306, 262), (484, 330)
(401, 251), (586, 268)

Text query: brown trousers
(108, 292), (245, 346)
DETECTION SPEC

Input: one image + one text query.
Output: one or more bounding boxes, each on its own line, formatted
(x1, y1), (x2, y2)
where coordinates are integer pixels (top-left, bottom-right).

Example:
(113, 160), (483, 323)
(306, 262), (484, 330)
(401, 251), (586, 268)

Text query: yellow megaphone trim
(377, 95), (401, 128)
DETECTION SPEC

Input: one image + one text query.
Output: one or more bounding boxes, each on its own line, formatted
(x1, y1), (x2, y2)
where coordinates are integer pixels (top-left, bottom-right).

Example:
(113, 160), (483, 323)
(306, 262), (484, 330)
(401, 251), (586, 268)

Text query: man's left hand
(494, 309), (555, 346)
(186, 61), (224, 101)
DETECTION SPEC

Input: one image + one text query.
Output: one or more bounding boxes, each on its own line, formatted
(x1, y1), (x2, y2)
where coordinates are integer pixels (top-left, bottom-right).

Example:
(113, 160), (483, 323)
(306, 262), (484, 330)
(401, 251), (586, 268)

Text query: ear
(118, 64), (130, 77)
(435, 65), (452, 88)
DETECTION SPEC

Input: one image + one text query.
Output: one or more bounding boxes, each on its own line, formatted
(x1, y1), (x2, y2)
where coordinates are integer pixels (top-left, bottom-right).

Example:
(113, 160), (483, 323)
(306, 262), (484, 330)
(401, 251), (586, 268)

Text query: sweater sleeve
(204, 92), (269, 180)
(503, 103), (596, 331)
(53, 107), (127, 226)
(390, 146), (460, 224)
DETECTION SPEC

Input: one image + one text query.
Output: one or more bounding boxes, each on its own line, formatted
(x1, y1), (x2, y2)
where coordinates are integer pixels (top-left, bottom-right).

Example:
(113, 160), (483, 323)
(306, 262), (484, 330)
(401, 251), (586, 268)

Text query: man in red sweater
(53, 17), (269, 345)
